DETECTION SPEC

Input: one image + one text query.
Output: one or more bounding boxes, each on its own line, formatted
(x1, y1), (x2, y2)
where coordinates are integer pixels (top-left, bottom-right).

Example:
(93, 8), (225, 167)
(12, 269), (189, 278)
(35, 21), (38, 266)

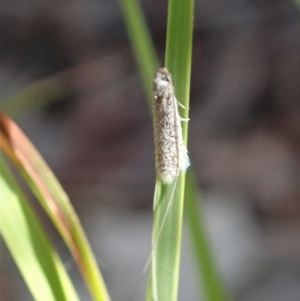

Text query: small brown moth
(153, 67), (190, 184)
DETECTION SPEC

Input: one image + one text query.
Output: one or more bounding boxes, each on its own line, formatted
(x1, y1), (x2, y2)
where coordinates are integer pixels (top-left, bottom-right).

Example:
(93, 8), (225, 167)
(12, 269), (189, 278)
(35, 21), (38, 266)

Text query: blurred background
(0, 0), (299, 300)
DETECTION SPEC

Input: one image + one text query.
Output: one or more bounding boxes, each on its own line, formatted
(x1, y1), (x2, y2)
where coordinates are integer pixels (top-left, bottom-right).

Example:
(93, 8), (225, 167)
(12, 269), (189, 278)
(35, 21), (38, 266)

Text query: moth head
(153, 68), (173, 99)
(155, 68), (172, 84)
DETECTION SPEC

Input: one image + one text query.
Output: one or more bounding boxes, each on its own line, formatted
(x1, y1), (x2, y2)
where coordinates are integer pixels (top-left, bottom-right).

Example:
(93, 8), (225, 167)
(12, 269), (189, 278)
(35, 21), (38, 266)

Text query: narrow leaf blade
(0, 155), (80, 301)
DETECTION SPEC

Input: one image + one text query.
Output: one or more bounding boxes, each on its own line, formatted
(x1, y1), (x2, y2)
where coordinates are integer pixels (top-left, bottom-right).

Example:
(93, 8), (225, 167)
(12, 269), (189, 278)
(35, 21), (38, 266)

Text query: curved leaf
(0, 156), (80, 301)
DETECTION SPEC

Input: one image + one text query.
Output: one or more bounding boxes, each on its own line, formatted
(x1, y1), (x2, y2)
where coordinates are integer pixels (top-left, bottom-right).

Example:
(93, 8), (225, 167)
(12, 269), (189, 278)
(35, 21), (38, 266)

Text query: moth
(153, 67), (190, 184)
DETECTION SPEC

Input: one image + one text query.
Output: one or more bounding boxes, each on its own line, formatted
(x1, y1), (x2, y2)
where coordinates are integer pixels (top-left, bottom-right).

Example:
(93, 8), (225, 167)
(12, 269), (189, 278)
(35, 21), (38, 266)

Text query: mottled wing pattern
(153, 68), (189, 184)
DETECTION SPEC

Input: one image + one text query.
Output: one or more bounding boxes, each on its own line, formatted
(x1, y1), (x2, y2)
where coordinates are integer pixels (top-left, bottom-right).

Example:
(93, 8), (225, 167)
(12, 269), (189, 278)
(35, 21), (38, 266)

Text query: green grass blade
(118, 0), (158, 101)
(185, 172), (230, 301)
(118, 1), (229, 300)
(0, 112), (110, 301)
(165, 0), (194, 121)
(146, 1), (194, 301)
(0, 155), (80, 301)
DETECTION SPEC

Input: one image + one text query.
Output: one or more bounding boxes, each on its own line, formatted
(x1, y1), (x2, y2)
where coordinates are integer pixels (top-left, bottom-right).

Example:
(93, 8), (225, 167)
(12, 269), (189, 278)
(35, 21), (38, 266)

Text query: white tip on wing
(179, 145), (190, 173)
(159, 172), (177, 185)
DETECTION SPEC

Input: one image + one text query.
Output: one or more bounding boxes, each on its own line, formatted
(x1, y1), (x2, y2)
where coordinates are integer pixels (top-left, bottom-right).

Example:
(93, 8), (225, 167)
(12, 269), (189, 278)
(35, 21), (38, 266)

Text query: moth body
(153, 68), (190, 184)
